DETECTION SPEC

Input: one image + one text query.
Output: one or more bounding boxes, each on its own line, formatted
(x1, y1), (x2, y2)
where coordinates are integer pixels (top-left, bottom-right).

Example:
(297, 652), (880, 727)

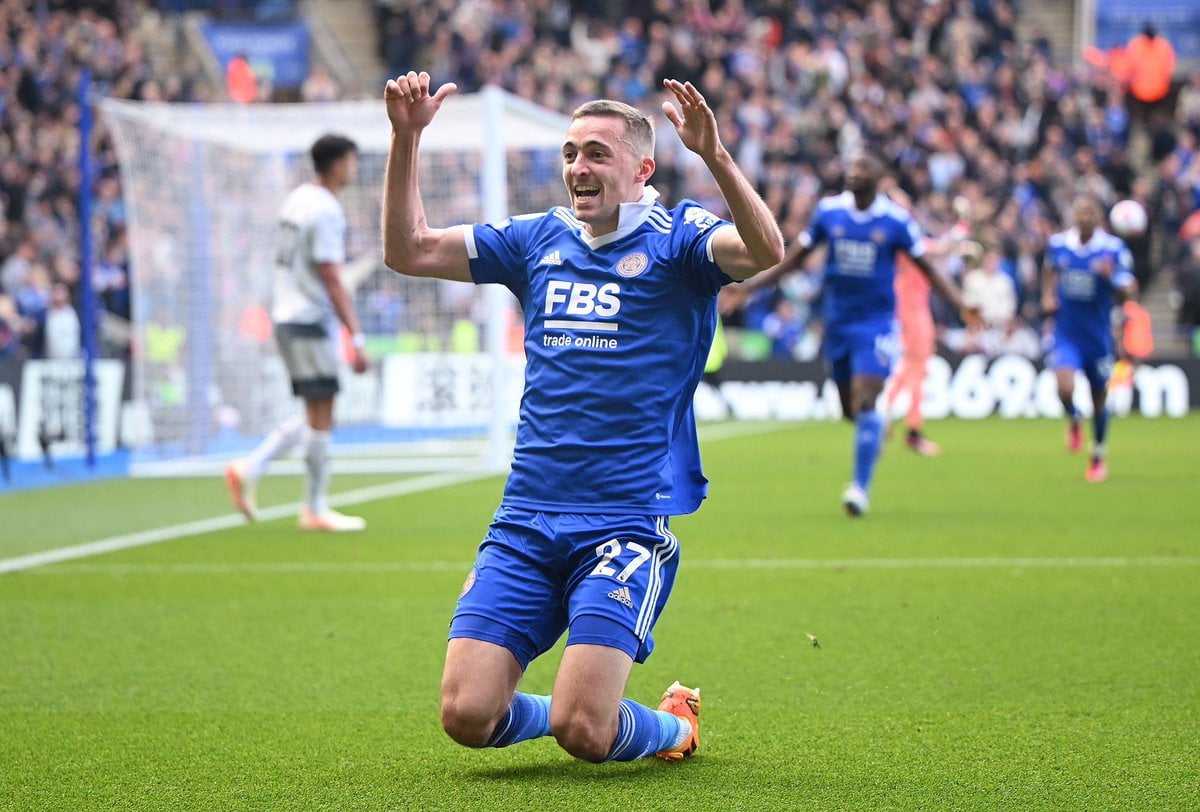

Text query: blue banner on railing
(1095, 0), (1200, 61)
(156, 1), (298, 20)
(201, 19), (310, 89)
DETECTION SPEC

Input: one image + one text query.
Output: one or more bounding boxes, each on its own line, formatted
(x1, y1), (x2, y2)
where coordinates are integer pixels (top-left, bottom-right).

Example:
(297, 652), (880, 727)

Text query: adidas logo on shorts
(607, 585), (634, 609)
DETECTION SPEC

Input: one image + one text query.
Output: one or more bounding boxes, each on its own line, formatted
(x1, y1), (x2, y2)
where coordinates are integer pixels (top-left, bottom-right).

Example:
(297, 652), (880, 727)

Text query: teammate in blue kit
(722, 155), (975, 516)
(381, 71), (783, 763)
(1041, 195), (1137, 483)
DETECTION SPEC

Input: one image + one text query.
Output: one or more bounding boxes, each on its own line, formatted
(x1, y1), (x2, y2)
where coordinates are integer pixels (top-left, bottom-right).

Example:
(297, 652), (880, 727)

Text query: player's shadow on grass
(465, 758), (705, 781)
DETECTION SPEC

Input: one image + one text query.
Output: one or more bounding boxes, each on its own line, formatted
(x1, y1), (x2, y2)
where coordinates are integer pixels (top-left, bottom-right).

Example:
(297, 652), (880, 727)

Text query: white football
(1109, 199), (1147, 238)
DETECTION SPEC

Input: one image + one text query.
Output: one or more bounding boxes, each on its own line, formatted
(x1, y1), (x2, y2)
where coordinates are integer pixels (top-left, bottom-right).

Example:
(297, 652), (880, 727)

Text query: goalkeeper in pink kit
(884, 206), (971, 456)
(885, 251), (942, 455)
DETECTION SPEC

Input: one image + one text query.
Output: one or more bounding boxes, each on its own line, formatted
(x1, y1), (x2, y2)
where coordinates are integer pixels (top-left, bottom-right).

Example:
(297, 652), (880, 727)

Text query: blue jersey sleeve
(671, 204), (735, 297)
(899, 214), (926, 259)
(467, 215), (538, 297)
(799, 206), (828, 249)
(1112, 242), (1135, 289)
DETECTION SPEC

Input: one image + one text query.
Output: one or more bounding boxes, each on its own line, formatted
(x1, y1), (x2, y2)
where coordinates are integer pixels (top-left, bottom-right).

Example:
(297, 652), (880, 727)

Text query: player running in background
(883, 193), (972, 457)
(1041, 195), (1138, 483)
(722, 155), (976, 516)
(886, 251), (944, 456)
(382, 71), (783, 764)
(224, 134), (370, 531)
(1107, 298), (1154, 406)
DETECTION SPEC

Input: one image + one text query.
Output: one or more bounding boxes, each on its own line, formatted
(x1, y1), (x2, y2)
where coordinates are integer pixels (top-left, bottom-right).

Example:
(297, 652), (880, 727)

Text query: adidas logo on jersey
(539, 250), (563, 266)
(607, 585), (634, 609)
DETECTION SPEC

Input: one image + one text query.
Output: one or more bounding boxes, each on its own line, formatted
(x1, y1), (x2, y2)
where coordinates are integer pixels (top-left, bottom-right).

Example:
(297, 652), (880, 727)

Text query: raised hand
(385, 71), (457, 135)
(661, 79), (721, 160)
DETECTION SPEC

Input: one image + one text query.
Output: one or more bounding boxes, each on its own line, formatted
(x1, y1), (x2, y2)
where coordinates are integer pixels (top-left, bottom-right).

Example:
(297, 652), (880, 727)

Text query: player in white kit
(225, 134), (371, 531)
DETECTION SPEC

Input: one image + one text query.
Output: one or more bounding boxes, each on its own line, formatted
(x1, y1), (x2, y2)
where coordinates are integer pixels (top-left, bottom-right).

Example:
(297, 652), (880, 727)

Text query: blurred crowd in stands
(0, 0), (207, 362)
(3, 0), (1200, 365)
(376, 0), (1200, 359)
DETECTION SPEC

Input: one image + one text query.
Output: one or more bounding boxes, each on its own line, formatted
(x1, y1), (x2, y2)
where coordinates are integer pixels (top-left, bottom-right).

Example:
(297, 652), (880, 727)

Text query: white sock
(669, 718), (693, 750)
(244, 414), (308, 480)
(305, 430), (332, 514)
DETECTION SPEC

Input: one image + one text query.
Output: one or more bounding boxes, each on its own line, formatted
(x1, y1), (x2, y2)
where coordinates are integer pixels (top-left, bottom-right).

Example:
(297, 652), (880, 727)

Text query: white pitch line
(29, 555), (1200, 577)
(1, 421), (792, 576)
(0, 472), (492, 575)
(693, 556), (1200, 570)
(697, 419), (797, 443)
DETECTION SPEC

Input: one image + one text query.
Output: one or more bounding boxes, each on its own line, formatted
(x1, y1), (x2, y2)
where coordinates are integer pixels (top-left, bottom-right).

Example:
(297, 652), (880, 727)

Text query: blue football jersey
(466, 188), (734, 515)
(800, 191), (925, 328)
(1047, 227), (1134, 356)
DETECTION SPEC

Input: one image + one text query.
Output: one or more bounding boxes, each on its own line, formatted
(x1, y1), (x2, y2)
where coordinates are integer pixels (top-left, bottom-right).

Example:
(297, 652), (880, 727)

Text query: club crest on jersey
(460, 567), (477, 598)
(832, 225), (845, 237)
(616, 252), (649, 278)
(871, 228), (888, 244)
(683, 207), (720, 231)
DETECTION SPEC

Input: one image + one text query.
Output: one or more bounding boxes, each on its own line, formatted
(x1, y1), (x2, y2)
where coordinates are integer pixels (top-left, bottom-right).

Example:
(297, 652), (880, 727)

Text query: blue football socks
(1093, 407), (1109, 455)
(604, 699), (687, 762)
(853, 409), (884, 490)
(485, 693), (686, 760)
(486, 692), (552, 748)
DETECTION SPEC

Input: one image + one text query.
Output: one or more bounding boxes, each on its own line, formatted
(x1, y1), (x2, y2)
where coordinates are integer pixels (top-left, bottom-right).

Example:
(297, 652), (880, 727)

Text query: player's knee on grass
(440, 688), (506, 748)
(551, 710), (617, 763)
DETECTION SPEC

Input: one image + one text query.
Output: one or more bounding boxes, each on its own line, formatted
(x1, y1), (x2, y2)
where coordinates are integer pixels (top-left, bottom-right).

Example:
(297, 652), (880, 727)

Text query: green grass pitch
(2, 416), (1199, 810)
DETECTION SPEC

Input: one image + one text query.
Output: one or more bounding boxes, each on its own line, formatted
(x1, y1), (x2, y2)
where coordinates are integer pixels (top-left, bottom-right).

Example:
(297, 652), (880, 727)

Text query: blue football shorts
(1048, 334), (1112, 391)
(449, 507), (680, 670)
(825, 318), (900, 384)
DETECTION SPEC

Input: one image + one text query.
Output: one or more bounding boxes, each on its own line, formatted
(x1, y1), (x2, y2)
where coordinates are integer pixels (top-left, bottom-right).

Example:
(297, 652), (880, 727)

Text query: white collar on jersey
(1063, 227), (1110, 251)
(573, 186), (661, 250)
(832, 190), (891, 222)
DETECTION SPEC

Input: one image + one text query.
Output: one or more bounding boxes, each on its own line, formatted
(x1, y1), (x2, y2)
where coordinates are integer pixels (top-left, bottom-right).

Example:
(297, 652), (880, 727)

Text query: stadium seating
(2, 0), (1199, 361)
(374, 0), (1200, 356)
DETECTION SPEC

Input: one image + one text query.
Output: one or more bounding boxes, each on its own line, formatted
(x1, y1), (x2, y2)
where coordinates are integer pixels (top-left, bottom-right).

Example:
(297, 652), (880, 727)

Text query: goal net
(101, 89), (569, 476)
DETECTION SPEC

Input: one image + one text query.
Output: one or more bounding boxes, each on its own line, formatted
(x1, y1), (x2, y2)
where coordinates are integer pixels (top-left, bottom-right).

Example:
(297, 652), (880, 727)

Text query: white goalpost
(101, 89), (569, 476)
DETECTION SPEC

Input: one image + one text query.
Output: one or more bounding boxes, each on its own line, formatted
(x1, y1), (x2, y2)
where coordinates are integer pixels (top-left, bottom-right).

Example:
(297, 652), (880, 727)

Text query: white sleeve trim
(463, 224), (479, 260)
(705, 223), (736, 263)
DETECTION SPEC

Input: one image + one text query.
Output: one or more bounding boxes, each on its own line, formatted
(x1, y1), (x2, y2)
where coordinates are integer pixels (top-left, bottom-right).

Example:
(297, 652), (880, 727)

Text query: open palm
(385, 71), (457, 133)
(662, 79), (720, 158)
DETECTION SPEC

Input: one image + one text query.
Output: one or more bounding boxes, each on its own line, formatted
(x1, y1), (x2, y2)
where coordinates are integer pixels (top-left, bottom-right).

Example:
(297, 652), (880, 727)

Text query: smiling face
(561, 113), (654, 237)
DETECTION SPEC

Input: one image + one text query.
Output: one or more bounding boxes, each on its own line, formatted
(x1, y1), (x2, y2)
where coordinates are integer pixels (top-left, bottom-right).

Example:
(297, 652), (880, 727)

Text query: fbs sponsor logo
(544, 280), (621, 317)
(607, 585), (634, 609)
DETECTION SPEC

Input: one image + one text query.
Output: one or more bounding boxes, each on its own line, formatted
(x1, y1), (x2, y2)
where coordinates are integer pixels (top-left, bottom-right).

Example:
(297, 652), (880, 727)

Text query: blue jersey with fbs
(1046, 227), (1134, 357)
(800, 191), (925, 329)
(466, 187), (734, 515)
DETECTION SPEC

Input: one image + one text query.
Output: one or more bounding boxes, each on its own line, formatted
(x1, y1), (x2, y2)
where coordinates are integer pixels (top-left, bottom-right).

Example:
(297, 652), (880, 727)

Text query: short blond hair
(571, 100), (655, 159)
